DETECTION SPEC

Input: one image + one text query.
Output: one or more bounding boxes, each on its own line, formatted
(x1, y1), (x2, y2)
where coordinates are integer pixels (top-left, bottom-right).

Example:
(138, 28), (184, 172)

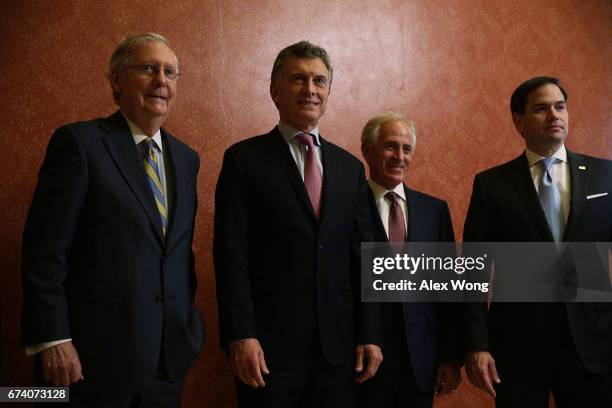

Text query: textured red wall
(1, 1), (610, 407)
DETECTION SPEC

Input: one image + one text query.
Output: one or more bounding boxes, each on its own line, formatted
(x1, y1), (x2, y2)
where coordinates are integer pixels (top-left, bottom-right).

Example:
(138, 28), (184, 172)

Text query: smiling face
(513, 83), (569, 156)
(270, 56), (330, 132)
(363, 120), (414, 190)
(111, 41), (178, 135)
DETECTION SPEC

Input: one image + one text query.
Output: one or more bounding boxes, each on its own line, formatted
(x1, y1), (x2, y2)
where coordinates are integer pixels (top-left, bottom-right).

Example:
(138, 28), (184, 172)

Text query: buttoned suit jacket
(21, 111), (205, 394)
(214, 126), (381, 367)
(366, 184), (460, 391)
(463, 150), (612, 374)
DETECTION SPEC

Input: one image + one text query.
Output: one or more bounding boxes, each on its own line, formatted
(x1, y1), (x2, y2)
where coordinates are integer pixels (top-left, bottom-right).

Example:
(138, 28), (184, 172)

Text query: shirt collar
(368, 179), (406, 202)
(278, 121), (321, 146)
(122, 113), (163, 152)
(525, 144), (566, 167)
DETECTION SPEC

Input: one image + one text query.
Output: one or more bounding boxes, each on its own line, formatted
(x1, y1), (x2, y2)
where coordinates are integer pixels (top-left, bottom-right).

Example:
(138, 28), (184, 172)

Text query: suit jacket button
(163, 257), (169, 264)
(155, 295), (163, 302)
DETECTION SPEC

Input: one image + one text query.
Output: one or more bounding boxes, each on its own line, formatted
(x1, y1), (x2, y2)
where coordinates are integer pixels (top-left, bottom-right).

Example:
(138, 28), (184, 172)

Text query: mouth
(146, 95), (168, 101)
(298, 100), (319, 107)
(386, 165), (405, 173)
(547, 125), (564, 132)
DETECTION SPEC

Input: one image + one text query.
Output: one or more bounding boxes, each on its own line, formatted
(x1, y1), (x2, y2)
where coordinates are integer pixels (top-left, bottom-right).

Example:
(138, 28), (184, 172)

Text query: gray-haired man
(22, 33), (205, 406)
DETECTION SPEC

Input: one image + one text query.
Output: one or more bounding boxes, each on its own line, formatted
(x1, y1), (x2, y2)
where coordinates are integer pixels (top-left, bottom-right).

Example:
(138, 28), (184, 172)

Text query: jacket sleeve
(21, 126), (88, 345)
(352, 164), (384, 347)
(462, 174), (492, 352)
(213, 147), (257, 348)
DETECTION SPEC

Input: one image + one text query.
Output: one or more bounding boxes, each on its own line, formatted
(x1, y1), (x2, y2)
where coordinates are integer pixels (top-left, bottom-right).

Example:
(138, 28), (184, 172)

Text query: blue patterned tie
(144, 138), (167, 235)
(538, 157), (565, 242)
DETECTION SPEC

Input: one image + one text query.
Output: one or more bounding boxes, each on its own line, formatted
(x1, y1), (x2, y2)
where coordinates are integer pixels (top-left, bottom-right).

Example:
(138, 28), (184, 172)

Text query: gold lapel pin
(578, 165), (586, 170)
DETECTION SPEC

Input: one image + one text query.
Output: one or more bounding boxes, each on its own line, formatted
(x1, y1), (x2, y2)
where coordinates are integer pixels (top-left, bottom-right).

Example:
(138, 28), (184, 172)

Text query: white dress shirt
(367, 180), (409, 239)
(278, 121), (324, 180)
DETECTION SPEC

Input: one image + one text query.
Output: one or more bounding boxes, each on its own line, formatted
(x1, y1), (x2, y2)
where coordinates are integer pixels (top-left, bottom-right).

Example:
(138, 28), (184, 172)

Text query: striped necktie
(143, 138), (167, 235)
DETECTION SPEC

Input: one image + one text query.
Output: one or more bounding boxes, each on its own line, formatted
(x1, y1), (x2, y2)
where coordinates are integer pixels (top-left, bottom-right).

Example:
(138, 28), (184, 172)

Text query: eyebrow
(532, 100), (565, 107)
(384, 141), (412, 147)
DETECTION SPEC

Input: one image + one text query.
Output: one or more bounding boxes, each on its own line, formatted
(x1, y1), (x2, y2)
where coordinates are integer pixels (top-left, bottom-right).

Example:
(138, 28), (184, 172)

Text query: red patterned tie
(296, 133), (323, 219)
(386, 192), (406, 244)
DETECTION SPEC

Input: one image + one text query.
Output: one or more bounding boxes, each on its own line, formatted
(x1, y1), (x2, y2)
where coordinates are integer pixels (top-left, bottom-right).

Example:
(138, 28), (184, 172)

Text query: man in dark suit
(358, 112), (461, 407)
(463, 76), (612, 407)
(21, 33), (205, 406)
(214, 41), (382, 407)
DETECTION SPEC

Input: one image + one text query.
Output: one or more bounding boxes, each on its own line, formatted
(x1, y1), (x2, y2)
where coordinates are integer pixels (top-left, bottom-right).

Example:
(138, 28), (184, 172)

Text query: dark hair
(271, 41), (333, 85)
(510, 76), (568, 114)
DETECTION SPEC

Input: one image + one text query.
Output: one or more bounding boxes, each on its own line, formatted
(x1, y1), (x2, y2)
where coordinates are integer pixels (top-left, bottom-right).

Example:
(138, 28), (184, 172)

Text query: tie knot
(539, 156), (557, 172)
(386, 191), (399, 204)
(296, 133), (316, 148)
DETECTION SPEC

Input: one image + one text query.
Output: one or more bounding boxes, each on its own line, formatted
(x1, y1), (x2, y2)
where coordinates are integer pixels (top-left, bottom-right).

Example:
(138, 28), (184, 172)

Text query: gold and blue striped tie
(143, 138), (167, 235)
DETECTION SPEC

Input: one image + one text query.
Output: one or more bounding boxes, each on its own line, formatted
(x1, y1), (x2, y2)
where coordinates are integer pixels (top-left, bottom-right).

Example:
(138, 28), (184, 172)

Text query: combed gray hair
(108, 33), (177, 102)
(271, 41), (333, 85)
(361, 112), (417, 149)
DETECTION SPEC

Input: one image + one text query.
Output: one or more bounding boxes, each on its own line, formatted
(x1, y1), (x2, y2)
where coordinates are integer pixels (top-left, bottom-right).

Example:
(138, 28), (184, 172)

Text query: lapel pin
(578, 165), (586, 170)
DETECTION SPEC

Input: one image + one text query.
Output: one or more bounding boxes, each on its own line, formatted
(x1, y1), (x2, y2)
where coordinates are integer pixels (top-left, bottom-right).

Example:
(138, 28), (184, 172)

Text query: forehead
(527, 83), (565, 105)
(379, 121), (413, 143)
(281, 57), (328, 77)
(131, 41), (177, 65)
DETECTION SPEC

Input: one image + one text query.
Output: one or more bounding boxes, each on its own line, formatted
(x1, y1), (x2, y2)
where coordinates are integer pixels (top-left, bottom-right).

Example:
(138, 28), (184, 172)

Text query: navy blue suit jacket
(21, 111), (205, 394)
(366, 184), (460, 391)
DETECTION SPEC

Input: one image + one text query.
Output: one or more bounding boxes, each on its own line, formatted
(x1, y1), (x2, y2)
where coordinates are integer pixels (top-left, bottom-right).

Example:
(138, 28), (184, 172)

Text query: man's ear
(512, 112), (524, 137)
(110, 73), (121, 95)
(361, 143), (371, 162)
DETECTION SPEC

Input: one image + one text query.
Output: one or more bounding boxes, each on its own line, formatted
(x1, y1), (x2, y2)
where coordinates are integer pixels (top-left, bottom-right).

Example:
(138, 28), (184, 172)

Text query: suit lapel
(319, 137), (338, 230)
(366, 186), (389, 242)
(508, 153), (554, 241)
(564, 151), (588, 241)
(100, 111), (165, 245)
(162, 131), (185, 249)
(405, 185), (419, 242)
(263, 127), (318, 222)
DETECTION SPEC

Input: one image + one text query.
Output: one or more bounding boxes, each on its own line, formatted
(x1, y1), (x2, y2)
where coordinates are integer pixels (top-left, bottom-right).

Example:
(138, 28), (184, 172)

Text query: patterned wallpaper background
(1, 1), (610, 407)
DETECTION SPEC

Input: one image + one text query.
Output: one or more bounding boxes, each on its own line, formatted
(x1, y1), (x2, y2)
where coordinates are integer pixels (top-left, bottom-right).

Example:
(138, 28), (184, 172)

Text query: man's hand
(229, 338), (270, 388)
(435, 361), (461, 396)
(40, 341), (84, 386)
(354, 344), (383, 383)
(465, 351), (500, 397)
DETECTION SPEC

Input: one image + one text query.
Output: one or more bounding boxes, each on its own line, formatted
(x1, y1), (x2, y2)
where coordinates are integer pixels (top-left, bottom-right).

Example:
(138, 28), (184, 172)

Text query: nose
(303, 78), (316, 95)
(153, 67), (168, 85)
(548, 106), (561, 120)
(393, 148), (404, 161)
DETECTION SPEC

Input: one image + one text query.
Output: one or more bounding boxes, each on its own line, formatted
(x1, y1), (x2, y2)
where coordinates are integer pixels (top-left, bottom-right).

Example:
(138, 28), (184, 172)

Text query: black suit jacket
(463, 149), (612, 374)
(366, 184), (460, 391)
(214, 127), (380, 367)
(21, 111), (205, 394)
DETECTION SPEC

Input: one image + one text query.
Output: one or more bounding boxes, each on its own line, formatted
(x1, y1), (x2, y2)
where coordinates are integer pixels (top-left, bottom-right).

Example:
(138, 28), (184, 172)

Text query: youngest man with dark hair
(464, 76), (612, 407)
